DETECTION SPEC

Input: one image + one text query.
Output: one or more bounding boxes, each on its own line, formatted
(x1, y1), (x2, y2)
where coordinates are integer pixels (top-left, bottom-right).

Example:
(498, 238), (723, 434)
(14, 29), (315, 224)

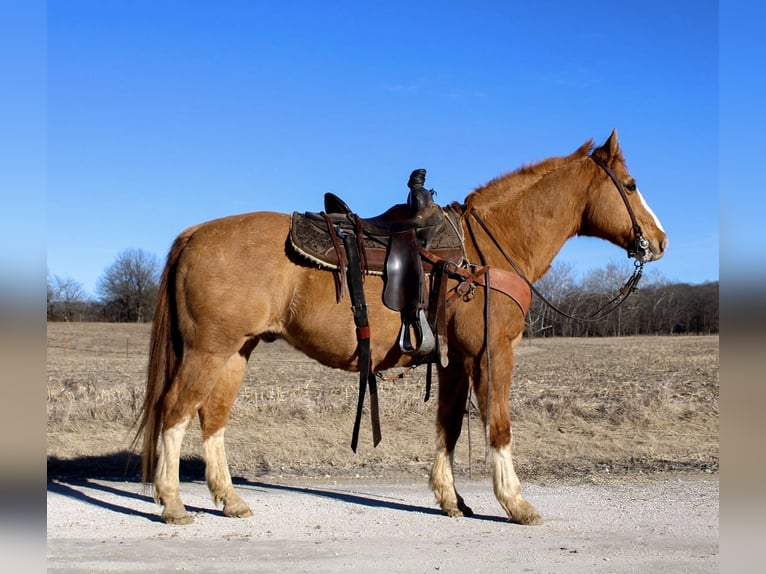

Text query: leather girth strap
(339, 222), (382, 452)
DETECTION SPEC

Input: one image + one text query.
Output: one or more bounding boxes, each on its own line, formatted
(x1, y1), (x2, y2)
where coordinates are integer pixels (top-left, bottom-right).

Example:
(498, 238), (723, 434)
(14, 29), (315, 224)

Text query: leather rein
(467, 154), (648, 323)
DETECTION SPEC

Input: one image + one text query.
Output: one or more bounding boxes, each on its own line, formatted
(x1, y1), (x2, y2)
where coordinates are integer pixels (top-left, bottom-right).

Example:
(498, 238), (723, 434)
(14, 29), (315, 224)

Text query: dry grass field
(46, 322), (718, 483)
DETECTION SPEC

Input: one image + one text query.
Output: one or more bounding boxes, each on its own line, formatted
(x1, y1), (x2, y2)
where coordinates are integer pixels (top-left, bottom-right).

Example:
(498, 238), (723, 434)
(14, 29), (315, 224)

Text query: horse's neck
(466, 167), (586, 282)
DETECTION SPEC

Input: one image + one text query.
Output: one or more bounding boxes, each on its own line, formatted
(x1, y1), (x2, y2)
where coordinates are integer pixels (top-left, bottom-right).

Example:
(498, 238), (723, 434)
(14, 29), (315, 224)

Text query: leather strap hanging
(340, 227), (382, 452)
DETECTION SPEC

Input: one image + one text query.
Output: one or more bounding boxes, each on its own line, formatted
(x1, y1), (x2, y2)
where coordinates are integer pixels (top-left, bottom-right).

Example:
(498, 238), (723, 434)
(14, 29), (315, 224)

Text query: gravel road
(47, 474), (718, 573)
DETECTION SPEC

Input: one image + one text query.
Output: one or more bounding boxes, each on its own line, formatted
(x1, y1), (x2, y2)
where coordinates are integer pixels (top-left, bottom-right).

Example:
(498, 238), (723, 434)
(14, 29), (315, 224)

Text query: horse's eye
(625, 181), (637, 193)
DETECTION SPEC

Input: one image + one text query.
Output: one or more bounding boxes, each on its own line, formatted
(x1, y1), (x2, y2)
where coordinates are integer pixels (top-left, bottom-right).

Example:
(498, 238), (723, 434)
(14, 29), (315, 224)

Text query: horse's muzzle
(642, 236), (668, 262)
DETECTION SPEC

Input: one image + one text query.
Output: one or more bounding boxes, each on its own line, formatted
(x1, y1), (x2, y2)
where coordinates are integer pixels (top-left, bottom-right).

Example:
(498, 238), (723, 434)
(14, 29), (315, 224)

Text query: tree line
(47, 248), (160, 323)
(526, 261), (718, 336)
(48, 250), (718, 336)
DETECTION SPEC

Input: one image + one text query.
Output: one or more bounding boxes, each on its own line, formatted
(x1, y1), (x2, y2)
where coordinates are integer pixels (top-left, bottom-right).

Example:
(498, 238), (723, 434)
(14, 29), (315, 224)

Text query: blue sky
(43, 0), (721, 297)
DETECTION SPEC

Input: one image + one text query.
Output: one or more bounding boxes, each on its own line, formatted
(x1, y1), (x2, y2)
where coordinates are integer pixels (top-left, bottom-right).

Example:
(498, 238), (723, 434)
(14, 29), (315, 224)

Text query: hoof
(221, 492), (253, 518)
(510, 513), (544, 526)
(223, 503), (254, 518)
(509, 502), (543, 526)
(162, 511), (194, 525)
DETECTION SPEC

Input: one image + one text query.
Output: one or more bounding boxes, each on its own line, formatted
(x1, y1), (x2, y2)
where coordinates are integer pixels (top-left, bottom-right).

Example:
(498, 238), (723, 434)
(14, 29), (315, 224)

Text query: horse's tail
(132, 230), (191, 484)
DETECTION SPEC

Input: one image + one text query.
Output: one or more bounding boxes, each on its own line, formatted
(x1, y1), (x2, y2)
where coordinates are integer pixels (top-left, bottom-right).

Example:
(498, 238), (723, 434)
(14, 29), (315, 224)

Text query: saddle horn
(407, 169), (435, 214)
(407, 169), (426, 190)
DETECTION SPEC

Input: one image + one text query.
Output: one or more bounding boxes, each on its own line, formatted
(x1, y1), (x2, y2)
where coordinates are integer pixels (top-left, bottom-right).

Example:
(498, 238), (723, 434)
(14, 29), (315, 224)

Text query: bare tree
(577, 262), (638, 336)
(528, 261), (576, 337)
(524, 258), (718, 337)
(47, 273), (88, 321)
(47, 272), (55, 319)
(96, 248), (160, 322)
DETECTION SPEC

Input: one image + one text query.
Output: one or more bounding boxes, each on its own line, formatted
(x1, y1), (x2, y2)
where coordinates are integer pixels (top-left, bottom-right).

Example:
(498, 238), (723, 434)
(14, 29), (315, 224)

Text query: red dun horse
(136, 130), (667, 525)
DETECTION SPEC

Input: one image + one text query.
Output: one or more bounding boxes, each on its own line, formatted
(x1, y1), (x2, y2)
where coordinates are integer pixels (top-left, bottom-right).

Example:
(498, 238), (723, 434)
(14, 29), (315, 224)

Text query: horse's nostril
(661, 237), (669, 252)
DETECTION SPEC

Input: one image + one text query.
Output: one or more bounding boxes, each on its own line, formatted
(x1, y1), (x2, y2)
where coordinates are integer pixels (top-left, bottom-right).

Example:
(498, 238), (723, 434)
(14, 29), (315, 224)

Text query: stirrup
(398, 309), (435, 356)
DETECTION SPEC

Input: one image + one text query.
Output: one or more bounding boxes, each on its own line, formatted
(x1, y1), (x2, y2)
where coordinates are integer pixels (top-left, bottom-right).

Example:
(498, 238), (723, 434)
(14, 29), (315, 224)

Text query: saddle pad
(289, 207), (465, 274)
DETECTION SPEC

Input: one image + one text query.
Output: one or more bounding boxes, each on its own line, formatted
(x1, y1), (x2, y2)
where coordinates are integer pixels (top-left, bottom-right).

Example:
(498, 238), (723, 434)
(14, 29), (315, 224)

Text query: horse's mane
(464, 140), (595, 210)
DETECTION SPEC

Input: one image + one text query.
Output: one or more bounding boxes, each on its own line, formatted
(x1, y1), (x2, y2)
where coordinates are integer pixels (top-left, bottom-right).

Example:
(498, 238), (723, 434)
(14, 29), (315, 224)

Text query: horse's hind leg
(199, 339), (258, 519)
(155, 350), (228, 524)
(155, 415), (193, 524)
(430, 358), (473, 517)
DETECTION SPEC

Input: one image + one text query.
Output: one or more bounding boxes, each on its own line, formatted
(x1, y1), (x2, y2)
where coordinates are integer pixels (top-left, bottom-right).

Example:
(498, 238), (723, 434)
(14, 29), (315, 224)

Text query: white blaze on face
(637, 187), (665, 233)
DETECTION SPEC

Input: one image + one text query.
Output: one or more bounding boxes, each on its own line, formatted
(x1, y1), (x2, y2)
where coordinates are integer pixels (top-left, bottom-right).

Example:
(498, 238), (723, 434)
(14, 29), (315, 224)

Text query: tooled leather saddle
(289, 169), (466, 451)
(289, 169), (465, 355)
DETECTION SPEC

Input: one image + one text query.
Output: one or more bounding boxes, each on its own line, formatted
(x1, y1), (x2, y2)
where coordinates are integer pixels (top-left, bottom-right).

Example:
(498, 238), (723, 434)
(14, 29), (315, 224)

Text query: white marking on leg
(202, 427), (234, 506)
(490, 444), (543, 524)
(155, 416), (190, 504)
(430, 446), (461, 515)
(430, 447), (455, 494)
(490, 444), (522, 502)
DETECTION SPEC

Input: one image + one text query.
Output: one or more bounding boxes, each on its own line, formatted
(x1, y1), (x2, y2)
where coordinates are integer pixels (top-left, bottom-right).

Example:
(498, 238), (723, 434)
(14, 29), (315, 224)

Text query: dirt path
(47, 474), (718, 573)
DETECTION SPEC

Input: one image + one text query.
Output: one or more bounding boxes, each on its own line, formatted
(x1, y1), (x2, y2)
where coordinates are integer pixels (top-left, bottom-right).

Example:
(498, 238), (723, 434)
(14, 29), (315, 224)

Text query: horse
(135, 129), (667, 525)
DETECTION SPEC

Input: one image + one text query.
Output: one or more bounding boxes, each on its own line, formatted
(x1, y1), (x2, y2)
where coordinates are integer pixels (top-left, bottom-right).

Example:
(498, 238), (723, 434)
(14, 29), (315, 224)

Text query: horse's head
(582, 129), (667, 263)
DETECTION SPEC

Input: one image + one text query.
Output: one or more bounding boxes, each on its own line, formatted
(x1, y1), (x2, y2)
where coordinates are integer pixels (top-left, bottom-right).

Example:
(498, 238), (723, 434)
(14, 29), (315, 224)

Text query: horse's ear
(605, 128), (619, 152)
(591, 129), (621, 164)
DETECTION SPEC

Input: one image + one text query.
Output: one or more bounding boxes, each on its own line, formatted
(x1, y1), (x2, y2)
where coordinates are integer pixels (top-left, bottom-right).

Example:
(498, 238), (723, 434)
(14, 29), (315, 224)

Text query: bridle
(467, 153), (650, 323)
(589, 154), (650, 260)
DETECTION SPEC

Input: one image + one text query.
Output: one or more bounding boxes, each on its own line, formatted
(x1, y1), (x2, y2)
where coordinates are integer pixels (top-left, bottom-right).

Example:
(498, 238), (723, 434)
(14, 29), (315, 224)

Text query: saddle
(290, 170), (465, 452)
(290, 169), (465, 356)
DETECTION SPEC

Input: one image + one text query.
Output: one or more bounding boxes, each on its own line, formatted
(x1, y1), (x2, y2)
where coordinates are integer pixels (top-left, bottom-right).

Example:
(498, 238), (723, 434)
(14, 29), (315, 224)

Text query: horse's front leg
(490, 439), (542, 525)
(430, 358), (473, 517)
(477, 345), (543, 525)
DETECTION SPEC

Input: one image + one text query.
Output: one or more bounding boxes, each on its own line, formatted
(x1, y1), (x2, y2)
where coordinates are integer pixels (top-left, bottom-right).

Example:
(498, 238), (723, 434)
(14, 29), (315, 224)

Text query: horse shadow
(47, 452), (508, 524)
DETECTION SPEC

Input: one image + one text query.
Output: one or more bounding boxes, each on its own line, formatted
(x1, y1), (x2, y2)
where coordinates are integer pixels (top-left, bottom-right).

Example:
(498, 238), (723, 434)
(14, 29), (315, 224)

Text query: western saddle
(289, 169), (466, 450)
(290, 169), (465, 355)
